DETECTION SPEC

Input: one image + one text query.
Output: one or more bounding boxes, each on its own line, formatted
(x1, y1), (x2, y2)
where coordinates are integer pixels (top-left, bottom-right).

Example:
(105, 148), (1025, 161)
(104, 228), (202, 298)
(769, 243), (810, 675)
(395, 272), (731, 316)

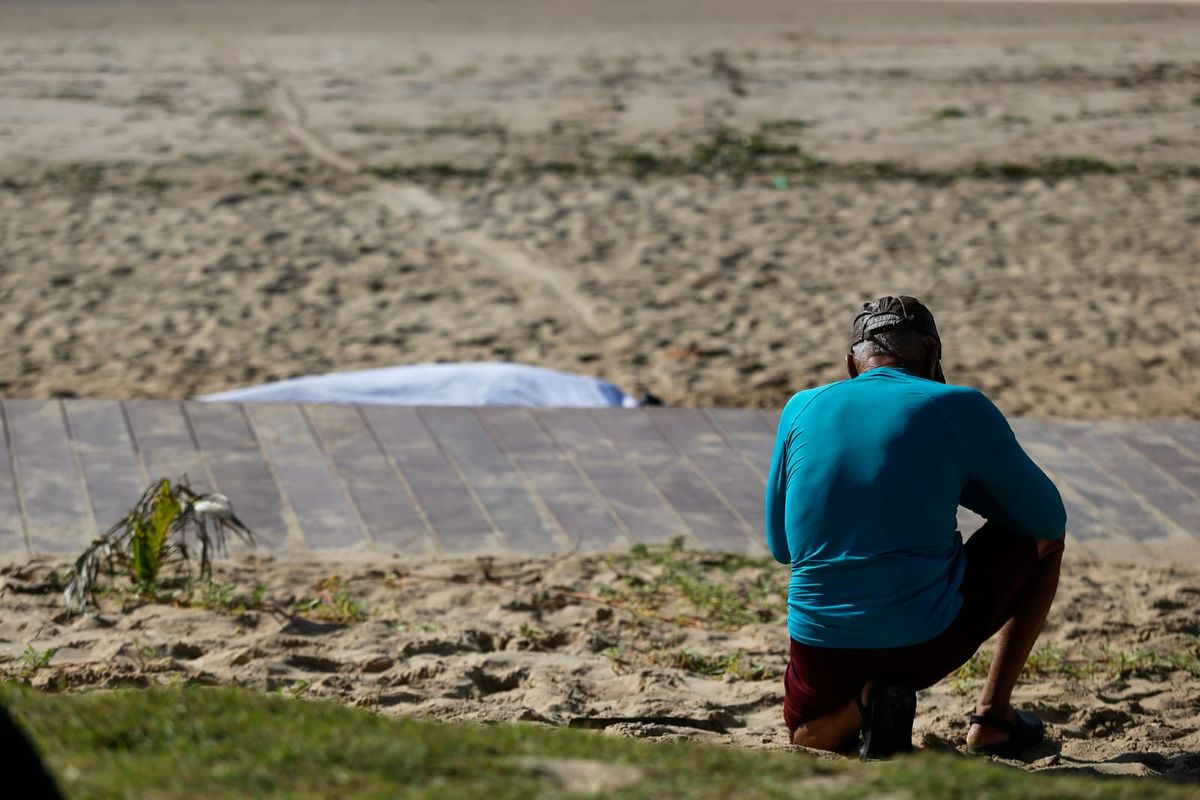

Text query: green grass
(292, 575), (369, 624)
(661, 649), (770, 681)
(757, 118), (814, 133)
(934, 107), (970, 120)
(19, 646), (58, 681)
(364, 132), (1147, 184)
(950, 640), (1200, 694)
(965, 156), (1123, 179)
(603, 539), (782, 631)
(221, 106), (268, 120)
(4, 685), (1192, 800)
(191, 581), (269, 614)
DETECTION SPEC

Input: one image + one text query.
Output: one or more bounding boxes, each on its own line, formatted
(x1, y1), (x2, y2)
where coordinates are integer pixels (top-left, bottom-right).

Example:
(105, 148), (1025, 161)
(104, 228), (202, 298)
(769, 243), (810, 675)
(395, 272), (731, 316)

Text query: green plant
(188, 580), (269, 613)
(19, 645), (57, 680)
(63, 479), (254, 612)
(294, 576), (367, 623)
(758, 118), (813, 133)
(195, 581), (236, 610)
(685, 128), (819, 177)
(933, 107), (969, 120)
(950, 641), (1200, 695)
(967, 156), (1123, 180)
(131, 480), (181, 588)
(604, 539), (781, 630)
(662, 649), (771, 681)
(225, 106), (267, 119)
(280, 679), (313, 699)
(128, 639), (160, 671)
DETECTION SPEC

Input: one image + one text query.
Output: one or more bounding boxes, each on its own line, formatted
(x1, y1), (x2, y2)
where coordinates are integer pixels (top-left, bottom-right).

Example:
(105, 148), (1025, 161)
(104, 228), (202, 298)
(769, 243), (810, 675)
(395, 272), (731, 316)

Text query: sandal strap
(968, 713), (1019, 734)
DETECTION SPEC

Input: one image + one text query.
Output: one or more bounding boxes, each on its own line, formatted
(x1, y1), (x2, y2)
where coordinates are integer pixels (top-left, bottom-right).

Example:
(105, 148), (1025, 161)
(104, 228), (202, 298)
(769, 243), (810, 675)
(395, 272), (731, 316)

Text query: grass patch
(4, 685), (1193, 799)
(350, 122), (507, 139)
(221, 106), (268, 120)
(757, 118), (814, 133)
(603, 539), (781, 630)
(367, 162), (492, 181)
(334, 150), (1191, 187)
(293, 575), (368, 624)
(615, 128), (824, 179)
(934, 107), (970, 120)
(951, 640), (1200, 694)
(660, 649), (770, 681)
(191, 581), (269, 614)
(606, 132), (1141, 183)
(593, 541), (781, 680)
(18, 646), (57, 682)
(966, 156), (1123, 179)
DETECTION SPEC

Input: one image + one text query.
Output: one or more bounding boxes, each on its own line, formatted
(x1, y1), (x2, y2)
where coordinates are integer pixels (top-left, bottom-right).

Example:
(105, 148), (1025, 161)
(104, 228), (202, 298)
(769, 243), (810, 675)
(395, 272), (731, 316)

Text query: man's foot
(965, 709), (1045, 757)
(857, 679), (916, 761)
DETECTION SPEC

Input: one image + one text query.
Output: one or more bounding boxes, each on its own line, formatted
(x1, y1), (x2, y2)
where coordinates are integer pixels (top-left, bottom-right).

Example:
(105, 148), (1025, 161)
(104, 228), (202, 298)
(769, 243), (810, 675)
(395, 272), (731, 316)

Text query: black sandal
(966, 710), (1045, 758)
(857, 679), (916, 761)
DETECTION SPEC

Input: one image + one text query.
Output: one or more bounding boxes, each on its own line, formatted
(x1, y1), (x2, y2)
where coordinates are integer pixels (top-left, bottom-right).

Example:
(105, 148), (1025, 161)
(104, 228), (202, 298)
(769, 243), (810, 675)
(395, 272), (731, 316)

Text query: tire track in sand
(211, 42), (614, 338)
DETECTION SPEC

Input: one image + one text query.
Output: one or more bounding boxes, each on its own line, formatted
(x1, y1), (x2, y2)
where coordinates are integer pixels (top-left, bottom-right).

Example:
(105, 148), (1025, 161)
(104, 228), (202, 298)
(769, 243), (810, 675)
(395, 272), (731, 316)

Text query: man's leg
(792, 681), (904, 751)
(790, 697), (859, 750)
(966, 537), (1064, 750)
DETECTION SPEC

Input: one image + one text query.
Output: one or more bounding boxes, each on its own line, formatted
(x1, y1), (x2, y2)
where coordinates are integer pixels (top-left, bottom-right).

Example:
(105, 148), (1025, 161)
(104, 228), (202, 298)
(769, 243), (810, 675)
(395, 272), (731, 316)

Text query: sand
(1, 0), (1198, 784)
(1, 551), (1198, 780)
(0, 1), (1198, 415)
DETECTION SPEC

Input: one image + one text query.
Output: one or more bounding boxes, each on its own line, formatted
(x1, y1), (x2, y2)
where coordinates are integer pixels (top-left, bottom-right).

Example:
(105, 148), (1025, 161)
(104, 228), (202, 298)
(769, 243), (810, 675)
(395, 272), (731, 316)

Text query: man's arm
(764, 421), (792, 565)
(947, 390), (1067, 542)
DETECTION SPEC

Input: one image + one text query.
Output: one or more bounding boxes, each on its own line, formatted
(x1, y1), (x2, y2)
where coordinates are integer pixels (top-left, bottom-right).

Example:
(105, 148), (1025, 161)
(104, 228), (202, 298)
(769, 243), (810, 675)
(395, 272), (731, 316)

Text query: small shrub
(63, 479), (254, 612)
(294, 576), (367, 623)
(19, 646), (57, 680)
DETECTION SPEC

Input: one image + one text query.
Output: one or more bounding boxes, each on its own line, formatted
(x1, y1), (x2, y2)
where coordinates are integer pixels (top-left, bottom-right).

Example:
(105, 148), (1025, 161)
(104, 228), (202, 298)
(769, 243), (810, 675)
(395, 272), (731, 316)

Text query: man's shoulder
(922, 380), (999, 412)
(918, 381), (1012, 441)
(780, 380), (847, 420)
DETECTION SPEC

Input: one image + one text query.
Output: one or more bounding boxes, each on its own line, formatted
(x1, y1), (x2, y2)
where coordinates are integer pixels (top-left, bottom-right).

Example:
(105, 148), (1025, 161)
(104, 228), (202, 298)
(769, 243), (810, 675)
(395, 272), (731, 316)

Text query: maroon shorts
(783, 522), (1042, 732)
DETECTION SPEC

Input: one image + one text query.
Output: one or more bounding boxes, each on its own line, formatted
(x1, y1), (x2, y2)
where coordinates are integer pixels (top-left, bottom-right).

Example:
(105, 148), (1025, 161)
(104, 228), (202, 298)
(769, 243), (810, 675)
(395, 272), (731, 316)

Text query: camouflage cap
(851, 295), (941, 347)
(851, 295), (945, 382)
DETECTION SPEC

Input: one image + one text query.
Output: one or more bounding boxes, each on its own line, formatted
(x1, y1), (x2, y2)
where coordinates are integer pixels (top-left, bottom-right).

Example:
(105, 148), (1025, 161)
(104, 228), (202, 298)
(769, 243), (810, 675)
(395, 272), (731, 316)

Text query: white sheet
(197, 362), (640, 408)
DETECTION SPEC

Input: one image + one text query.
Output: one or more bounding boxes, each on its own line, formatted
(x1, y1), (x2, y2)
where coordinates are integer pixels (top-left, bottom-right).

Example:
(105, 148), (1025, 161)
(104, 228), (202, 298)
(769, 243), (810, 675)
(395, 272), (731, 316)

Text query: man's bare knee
(790, 699), (860, 752)
(1036, 537), (1065, 559)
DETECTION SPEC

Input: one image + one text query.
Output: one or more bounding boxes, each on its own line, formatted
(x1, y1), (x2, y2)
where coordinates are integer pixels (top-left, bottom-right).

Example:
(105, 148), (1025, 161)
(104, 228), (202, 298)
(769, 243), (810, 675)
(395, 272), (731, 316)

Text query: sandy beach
(2, 550), (1198, 779)
(1, 0), (1198, 788)
(0, 1), (1197, 415)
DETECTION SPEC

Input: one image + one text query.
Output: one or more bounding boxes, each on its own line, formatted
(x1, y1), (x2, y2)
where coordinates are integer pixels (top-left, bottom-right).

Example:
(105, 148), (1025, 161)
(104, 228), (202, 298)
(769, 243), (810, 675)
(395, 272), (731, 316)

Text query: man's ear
(927, 342), (944, 382)
(846, 353), (859, 378)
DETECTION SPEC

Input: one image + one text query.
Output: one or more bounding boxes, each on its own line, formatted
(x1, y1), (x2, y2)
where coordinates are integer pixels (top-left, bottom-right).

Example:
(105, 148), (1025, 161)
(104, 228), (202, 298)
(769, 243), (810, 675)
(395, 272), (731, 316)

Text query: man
(765, 296), (1066, 760)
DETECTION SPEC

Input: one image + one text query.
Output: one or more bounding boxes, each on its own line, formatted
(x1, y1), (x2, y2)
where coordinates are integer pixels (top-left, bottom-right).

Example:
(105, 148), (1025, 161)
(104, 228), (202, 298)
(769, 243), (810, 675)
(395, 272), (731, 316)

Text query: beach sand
(1, 0), (1198, 785)
(2, 551), (1198, 780)
(0, 1), (1197, 415)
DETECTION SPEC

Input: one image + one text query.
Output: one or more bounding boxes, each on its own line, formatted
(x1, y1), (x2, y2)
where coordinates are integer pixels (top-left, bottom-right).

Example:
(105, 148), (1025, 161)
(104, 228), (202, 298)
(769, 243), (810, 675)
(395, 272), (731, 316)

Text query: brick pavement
(0, 400), (1195, 563)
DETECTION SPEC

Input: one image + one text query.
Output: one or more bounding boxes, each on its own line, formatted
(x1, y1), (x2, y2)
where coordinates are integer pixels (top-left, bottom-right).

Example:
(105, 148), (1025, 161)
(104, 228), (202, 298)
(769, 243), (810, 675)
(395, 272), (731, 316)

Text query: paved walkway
(0, 400), (1196, 563)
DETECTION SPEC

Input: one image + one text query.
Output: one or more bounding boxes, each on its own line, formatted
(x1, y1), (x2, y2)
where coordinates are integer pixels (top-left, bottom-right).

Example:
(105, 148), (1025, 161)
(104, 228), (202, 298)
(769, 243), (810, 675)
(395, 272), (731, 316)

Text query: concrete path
(0, 400), (1195, 564)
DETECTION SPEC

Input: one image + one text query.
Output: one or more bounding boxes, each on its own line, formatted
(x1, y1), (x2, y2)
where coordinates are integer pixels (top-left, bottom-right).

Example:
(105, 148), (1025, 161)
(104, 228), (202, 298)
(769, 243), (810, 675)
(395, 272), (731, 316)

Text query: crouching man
(765, 296), (1066, 759)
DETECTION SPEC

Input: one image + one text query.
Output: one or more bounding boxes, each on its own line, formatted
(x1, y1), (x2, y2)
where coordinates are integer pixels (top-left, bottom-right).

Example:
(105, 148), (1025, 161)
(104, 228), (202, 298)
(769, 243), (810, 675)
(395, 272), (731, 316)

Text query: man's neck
(861, 357), (905, 373)
(859, 359), (929, 379)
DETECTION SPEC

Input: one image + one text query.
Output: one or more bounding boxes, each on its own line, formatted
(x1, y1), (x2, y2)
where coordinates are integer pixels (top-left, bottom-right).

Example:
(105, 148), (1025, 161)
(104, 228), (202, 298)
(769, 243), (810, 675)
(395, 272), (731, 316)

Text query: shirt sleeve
(764, 414), (793, 564)
(942, 389), (1067, 541)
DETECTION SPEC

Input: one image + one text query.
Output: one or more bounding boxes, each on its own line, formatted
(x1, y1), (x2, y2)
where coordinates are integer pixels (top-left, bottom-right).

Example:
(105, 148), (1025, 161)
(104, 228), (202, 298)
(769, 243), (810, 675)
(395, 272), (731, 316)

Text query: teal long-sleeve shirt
(764, 367), (1066, 649)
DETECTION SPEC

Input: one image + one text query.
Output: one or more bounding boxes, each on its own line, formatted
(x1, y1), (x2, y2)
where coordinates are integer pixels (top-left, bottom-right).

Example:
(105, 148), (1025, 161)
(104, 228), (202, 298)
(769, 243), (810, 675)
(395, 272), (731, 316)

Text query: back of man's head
(849, 295), (945, 382)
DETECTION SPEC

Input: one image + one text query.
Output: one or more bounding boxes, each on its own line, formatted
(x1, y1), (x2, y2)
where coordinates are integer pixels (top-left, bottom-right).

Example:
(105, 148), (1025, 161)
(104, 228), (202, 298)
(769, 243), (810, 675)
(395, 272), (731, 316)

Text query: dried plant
(63, 478), (253, 613)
